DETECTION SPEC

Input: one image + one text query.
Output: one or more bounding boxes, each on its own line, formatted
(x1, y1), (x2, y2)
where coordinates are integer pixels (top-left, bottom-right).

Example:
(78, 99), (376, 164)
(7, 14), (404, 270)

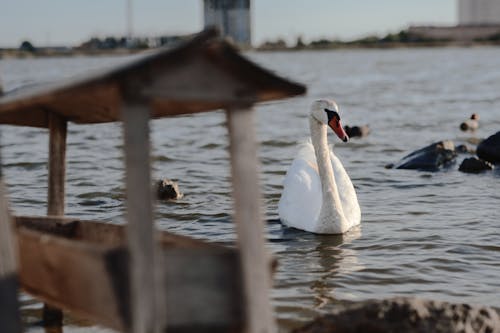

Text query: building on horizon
(408, 0), (500, 42)
(458, 0), (500, 25)
(203, 0), (251, 48)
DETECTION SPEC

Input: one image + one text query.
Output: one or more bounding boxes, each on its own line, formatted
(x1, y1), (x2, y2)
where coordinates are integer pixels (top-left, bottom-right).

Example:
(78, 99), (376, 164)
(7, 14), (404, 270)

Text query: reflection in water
(271, 224), (363, 331)
(311, 227), (363, 310)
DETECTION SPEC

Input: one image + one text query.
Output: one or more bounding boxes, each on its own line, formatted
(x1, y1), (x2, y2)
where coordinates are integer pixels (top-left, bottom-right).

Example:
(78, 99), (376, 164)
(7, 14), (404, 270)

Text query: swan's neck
(309, 116), (347, 232)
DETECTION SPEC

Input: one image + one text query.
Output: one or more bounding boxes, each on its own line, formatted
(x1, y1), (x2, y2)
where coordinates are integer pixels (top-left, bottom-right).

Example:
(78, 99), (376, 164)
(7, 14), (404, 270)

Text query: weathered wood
(122, 102), (164, 333)
(15, 215), (231, 250)
(226, 108), (276, 333)
(47, 111), (67, 216)
(0, 27), (308, 333)
(0, 182), (17, 276)
(0, 76), (22, 333)
(0, 29), (305, 128)
(0, 180), (22, 333)
(17, 227), (128, 330)
(45, 111), (67, 328)
(15, 216), (243, 332)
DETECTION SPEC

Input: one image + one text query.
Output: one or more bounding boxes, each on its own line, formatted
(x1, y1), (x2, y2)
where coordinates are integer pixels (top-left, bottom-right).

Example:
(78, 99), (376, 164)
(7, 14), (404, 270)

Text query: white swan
(278, 99), (361, 234)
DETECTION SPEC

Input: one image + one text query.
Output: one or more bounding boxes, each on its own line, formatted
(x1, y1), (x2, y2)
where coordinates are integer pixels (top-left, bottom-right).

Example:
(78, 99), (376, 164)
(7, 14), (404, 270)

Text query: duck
(278, 99), (361, 234)
(156, 178), (183, 200)
(460, 113), (479, 132)
(344, 124), (370, 138)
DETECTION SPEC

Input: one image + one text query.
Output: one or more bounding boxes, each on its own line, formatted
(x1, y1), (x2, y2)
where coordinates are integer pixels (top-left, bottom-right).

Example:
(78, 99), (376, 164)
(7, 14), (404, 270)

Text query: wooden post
(47, 112), (67, 216)
(122, 102), (164, 333)
(0, 177), (22, 333)
(226, 108), (276, 333)
(44, 112), (67, 329)
(0, 74), (19, 330)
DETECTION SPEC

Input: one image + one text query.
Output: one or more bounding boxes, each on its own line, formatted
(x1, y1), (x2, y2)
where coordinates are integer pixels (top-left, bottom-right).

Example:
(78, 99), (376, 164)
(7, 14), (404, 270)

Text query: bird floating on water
(344, 124), (370, 138)
(156, 178), (183, 200)
(278, 99), (361, 234)
(460, 113), (479, 132)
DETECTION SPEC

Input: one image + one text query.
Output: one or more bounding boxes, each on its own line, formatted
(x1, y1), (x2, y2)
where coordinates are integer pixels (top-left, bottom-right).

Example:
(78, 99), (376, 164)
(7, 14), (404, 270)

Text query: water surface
(1, 47), (500, 331)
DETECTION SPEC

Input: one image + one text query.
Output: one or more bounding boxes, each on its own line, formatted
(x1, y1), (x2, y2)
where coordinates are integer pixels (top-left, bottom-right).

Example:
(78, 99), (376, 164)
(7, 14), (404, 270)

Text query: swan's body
(278, 99), (361, 234)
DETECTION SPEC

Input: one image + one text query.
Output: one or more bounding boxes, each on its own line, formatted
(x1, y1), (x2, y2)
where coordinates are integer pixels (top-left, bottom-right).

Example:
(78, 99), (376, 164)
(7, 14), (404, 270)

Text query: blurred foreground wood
(0, 28), (305, 332)
(0, 180), (22, 333)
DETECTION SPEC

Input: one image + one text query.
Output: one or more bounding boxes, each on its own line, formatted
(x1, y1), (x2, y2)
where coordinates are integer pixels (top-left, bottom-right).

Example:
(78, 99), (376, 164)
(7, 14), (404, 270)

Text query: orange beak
(328, 118), (349, 142)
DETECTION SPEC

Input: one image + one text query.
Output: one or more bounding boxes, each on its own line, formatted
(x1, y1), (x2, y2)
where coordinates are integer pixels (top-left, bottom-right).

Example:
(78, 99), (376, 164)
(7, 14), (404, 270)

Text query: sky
(0, 0), (456, 48)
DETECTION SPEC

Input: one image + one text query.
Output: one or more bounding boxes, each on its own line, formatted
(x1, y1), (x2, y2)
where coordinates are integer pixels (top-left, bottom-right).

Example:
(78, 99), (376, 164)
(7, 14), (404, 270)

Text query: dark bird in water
(460, 113), (479, 132)
(156, 178), (183, 200)
(344, 125), (370, 138)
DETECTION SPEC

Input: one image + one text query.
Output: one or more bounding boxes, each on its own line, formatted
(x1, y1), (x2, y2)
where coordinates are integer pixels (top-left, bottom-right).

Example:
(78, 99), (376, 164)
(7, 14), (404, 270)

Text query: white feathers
(278, 113), (361, 234)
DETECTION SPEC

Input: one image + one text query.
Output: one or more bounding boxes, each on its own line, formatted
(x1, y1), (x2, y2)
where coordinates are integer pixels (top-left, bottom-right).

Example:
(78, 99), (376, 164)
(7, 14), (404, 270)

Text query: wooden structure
(0, 28), (305, 332)
(0, 179), (21, 333)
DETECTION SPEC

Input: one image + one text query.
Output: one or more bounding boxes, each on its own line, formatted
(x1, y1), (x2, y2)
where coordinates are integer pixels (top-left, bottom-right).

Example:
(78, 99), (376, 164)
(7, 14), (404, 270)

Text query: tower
(203, 0), (251, 48)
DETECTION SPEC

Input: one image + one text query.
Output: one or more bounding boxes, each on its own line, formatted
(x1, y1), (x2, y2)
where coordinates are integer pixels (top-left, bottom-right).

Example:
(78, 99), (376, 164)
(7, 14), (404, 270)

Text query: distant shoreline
(2, 40), (500, 59)
(256, 41), (500, 52)
(0, 48), (143, 59)
(4, 24), (500, 59)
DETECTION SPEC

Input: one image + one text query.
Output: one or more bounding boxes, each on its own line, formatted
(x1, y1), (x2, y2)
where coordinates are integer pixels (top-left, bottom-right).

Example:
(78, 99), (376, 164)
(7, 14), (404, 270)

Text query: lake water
(1, 47), (500, 332)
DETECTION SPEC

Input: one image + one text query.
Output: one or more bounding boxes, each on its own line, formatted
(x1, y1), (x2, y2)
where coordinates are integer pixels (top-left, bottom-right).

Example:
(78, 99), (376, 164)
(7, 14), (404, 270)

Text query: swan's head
(310, 99), (349, 142)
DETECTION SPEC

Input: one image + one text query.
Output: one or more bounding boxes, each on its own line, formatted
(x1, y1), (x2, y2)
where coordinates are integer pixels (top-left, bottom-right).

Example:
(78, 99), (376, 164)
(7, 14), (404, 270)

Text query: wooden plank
(44, 111), (67, 328)
(16, 217), (244, 332)
(122, 101), (164, 333)
(14, 215), (234, 250)
(0, 180), (22, 333)
(226, 108), (276, 333)
(17, 227), (128, 330)
(0, 182), (18, 284)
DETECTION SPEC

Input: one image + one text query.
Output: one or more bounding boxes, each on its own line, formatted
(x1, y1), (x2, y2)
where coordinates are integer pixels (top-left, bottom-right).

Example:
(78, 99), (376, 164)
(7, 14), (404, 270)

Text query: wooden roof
(0, 28), (306, 128)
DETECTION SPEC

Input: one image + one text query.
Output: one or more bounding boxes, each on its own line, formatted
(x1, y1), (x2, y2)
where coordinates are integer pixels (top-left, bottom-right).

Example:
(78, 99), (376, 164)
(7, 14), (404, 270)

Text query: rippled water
(2, 47), (500, 331)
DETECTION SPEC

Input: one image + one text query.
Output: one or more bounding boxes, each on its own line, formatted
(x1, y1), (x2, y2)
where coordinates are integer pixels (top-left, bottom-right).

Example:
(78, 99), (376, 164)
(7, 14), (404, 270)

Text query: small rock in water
(293, 297), (500, 333)
(156, 178), (183, 200)
(392, 140), (457, 171)
(459, 157), (494, 174)
(477, 131), (500, 164)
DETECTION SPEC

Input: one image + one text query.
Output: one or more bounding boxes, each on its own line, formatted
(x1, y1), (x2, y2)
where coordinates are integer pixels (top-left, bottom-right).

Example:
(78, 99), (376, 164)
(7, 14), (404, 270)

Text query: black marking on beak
(324, 108), (340, 123)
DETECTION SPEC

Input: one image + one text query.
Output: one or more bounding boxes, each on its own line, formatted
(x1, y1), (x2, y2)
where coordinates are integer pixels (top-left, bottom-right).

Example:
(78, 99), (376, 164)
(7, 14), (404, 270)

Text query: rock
(156, 178), (183, 200)
(344, 125), (370, 138)
(460, 113), (479, 132)
(477, 131), (500, 164)
(459, 157), (494, 173)
(392, 140), (457, 171)
(293, 297), (500, 333)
